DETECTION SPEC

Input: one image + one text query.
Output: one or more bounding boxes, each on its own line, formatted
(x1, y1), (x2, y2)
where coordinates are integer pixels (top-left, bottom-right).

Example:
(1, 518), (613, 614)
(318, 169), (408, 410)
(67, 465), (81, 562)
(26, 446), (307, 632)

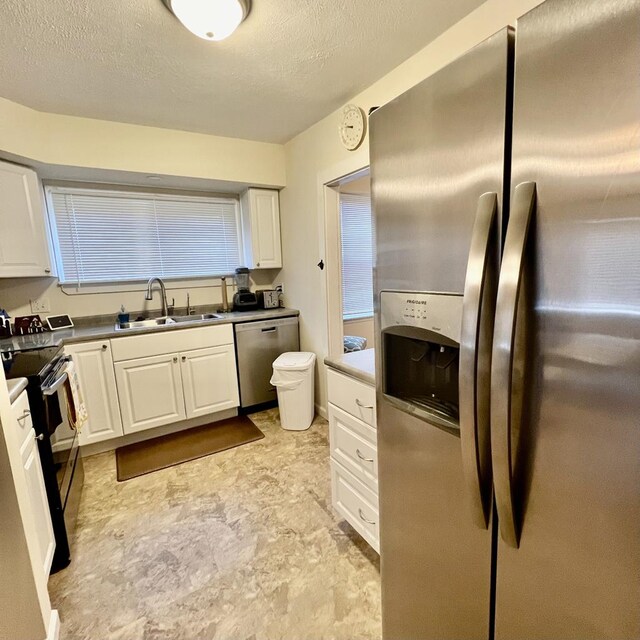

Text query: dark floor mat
(116, 415), (264, 481)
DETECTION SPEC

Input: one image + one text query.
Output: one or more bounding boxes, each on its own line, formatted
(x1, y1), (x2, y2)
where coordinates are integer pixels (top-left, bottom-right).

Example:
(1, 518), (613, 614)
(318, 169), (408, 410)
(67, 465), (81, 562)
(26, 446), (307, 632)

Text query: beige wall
(343, 318), (375, 348)
(0, 97), (285, 188)
(0, 270), (280, 319)
(279, 0), (545, 411)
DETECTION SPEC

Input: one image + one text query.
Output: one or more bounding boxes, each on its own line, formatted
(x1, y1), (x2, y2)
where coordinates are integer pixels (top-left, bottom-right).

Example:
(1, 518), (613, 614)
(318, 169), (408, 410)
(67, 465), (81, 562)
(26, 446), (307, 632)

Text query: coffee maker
(232, 267), (258, 311)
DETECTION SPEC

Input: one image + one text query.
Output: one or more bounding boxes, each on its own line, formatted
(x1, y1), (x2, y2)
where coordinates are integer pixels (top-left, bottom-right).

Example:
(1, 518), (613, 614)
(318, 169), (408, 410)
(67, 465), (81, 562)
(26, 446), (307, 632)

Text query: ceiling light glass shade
(166, 0), (249, 41)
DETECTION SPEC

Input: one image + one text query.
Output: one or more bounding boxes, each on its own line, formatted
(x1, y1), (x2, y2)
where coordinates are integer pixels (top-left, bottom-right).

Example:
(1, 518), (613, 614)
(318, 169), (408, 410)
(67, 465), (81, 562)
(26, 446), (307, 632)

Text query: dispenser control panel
(380, 290), (463, 344)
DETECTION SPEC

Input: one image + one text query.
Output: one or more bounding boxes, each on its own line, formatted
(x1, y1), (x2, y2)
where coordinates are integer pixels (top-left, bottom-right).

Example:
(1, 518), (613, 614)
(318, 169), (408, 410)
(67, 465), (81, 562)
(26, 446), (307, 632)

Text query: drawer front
(329, 403), (378, 491)
(331, 459), (379, 553)
(12, 389), (34, 449)
(111, 324), (233, 361)
(327, 368), (376, 426)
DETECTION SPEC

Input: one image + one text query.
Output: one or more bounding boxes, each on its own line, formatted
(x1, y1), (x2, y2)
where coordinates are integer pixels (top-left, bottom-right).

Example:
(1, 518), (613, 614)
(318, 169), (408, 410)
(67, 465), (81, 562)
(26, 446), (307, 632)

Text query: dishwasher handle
(261, 327), (277, 333)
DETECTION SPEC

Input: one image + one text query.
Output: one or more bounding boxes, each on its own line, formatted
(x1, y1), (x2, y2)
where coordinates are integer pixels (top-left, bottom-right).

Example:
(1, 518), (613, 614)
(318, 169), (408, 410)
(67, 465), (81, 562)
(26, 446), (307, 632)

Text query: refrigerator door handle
(491, 181), (537, 548)
(460, 191), (498, 529)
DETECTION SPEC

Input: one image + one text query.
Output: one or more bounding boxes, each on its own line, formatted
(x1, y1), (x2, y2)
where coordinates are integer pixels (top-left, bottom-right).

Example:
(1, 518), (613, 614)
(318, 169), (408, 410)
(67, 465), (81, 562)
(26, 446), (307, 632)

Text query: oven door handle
(42, 370), (69, 396)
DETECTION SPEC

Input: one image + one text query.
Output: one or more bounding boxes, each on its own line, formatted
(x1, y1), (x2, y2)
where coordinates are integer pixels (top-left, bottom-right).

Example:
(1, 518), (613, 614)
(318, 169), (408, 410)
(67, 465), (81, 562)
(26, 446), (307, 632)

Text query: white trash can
(270, 352), (316, 431)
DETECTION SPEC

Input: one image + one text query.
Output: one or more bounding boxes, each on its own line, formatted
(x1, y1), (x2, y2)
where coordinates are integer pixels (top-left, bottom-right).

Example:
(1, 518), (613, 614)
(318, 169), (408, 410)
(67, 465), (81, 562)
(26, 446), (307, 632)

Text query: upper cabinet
(240, 188), (282, 269)
(0, 160), (54, 278)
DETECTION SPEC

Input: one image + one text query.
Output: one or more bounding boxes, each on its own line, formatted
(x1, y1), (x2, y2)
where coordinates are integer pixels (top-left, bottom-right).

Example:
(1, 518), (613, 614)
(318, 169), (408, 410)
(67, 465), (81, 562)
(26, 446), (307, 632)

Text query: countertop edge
(0, 309), (300, 354)
(7, 377), (28, 404)
(324, 352), (375, 386)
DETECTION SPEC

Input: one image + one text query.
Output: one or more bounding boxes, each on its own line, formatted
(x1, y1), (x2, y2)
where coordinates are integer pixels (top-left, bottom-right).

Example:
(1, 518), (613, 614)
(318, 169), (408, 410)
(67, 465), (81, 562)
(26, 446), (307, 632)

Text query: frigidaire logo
(406, 299), (428, 305)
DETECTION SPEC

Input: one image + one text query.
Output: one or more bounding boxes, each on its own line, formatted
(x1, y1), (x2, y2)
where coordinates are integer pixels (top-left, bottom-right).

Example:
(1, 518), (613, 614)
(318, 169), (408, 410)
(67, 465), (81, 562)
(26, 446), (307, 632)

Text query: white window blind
(46, 187), (242, 285)
(340, 193), (373, 320)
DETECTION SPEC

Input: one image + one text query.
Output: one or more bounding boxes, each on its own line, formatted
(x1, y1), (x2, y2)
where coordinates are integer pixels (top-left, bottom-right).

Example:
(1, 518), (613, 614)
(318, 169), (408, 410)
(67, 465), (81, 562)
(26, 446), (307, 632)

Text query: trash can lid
(272, 351), (316, 371)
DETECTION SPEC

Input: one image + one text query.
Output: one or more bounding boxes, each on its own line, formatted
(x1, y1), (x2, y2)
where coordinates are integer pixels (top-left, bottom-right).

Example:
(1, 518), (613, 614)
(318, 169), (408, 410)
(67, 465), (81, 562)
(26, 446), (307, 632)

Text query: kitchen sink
(115, 313), (223, 330)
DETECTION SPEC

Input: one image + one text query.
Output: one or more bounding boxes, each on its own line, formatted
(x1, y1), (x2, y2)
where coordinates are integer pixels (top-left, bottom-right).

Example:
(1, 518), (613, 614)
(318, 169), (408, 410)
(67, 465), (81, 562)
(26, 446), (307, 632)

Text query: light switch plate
(30, 297), (51, 314)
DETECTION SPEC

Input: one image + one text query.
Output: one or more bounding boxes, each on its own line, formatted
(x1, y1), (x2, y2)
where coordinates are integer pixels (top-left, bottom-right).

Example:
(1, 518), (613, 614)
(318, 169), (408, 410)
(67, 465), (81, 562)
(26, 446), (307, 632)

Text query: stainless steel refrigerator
(369, 0), (640, 638)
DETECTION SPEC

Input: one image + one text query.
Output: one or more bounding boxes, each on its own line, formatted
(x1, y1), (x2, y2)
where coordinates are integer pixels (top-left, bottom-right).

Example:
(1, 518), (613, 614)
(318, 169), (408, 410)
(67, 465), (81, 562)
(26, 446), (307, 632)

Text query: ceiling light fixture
(162, 0), (250, 41)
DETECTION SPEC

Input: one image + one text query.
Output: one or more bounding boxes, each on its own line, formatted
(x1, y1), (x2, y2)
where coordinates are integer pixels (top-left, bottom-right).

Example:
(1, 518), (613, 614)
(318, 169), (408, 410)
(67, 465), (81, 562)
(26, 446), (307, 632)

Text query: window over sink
(45, 185), (242, 285)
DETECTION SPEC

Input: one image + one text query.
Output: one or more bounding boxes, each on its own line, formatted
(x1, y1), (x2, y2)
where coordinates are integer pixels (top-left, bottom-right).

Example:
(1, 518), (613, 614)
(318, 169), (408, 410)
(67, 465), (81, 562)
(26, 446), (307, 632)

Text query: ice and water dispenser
(380, 291), (463, 432)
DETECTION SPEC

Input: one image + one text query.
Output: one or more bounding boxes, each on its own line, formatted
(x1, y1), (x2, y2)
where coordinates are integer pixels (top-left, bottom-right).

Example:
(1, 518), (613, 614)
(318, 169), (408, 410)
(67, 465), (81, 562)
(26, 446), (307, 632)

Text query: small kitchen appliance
(232, 267), (258, 311)
(257, 289), (279, 309)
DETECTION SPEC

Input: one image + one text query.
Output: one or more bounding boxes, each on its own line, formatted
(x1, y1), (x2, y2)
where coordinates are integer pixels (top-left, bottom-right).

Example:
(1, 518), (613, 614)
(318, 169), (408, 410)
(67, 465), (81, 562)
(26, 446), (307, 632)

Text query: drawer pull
(17, 409), (31, 424)
(355, 398), (374, 409)
(356, 448), (374, 463)
(358, 508), (376, 525)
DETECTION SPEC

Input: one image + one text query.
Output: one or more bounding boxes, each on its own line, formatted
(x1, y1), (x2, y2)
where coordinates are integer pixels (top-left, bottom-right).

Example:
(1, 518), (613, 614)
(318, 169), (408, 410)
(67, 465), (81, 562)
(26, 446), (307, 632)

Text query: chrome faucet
(145, 277), (169, 317)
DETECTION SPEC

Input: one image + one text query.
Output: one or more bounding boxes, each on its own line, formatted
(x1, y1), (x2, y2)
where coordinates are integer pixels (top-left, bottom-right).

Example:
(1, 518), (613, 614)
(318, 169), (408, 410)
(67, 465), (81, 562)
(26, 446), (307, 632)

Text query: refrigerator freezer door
(371, 28), (512, 639)
(494, 0), (640, 638)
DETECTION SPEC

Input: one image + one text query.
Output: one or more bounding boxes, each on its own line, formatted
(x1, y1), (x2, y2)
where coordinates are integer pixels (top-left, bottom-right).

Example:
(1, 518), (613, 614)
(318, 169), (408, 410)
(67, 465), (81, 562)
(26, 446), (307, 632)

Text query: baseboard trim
(315, 404), (328, 420)
(80, 408), (238, 457)
(47, 610), (60, 640)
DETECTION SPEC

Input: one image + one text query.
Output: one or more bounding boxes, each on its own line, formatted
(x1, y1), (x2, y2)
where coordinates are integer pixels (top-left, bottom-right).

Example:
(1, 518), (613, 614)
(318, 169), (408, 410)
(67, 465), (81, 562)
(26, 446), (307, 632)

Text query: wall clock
(339, 104), (366, 151)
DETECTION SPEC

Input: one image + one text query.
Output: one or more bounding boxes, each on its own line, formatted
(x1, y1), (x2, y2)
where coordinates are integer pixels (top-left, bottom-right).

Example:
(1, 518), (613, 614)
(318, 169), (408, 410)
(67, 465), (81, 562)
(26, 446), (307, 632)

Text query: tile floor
(49, 409), (381, 639)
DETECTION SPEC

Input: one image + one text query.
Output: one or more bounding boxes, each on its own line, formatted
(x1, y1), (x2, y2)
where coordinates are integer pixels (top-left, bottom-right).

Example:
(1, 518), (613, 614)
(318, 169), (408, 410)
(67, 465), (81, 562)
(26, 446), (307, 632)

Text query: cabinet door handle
(355, 398), (374, 409)
(35, 433), (44, 441)
(256, 262), (260, 267)
(44, 268), (51, 274)
(358, 508), (376, 525)
(356, 448), (374, 463)
(181, 356), (186, 362)
(173, 356), (178, 363)
(102, 344), (108, 351)
(17, 409), (31, 424)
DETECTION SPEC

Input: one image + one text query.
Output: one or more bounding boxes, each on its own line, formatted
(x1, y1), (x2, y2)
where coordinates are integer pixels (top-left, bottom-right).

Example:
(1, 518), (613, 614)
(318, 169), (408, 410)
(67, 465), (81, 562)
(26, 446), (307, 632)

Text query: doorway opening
(325, 167), (372, 358)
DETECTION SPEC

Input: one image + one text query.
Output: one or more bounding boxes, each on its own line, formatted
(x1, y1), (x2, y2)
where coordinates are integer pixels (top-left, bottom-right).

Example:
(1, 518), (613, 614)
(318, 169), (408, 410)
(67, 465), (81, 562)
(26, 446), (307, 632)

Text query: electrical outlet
(274, 283), (284, 294)
(30, 298), (50, 314)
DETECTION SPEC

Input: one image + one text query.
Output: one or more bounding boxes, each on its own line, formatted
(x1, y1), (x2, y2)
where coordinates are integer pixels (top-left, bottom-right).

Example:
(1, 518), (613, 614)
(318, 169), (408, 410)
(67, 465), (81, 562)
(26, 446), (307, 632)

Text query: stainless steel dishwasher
(234, 316), (300, 409)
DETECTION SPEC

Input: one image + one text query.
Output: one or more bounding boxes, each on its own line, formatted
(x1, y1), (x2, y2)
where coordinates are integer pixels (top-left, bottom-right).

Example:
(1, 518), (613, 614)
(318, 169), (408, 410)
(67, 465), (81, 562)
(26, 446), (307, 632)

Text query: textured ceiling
(0, 0), (485, 143)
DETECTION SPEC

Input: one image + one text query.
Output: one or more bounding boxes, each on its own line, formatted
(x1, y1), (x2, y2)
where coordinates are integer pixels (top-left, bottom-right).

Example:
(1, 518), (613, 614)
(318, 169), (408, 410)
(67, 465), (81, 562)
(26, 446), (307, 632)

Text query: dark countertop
(324, 348), (375, 386)
(0, 307), (299, 354)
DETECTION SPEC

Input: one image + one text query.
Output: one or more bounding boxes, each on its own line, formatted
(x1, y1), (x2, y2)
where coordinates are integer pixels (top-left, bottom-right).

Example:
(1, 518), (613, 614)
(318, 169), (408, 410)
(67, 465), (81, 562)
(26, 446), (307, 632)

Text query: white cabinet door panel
(181, 345), (240, 418)
(66, 341), (123, 445)
(115, 354), (185, 434)
(0, 160), (52, 277)
(241, 188), (282, 269)
(20, 431), (56, 575)
(329, 403), (378, 492)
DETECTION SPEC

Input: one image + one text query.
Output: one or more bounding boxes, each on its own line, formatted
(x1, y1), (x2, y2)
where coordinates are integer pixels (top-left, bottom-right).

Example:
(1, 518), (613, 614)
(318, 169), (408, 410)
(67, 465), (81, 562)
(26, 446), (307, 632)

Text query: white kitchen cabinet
(110, 324), (240, 437)
(66, 341), (123, 446)
(12, 390), (55, 576)
(240, 188), (282, 269)
(0, 159), (53, 278)
(326, 362), (379, 553)
(180, 345), (240, 418)
(115, 353), (186, 434)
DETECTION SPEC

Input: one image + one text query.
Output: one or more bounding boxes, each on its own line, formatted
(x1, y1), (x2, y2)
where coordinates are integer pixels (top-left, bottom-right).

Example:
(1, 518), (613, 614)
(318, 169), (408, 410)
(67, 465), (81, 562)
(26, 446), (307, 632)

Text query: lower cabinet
(115, 353), (186, 434)
(327, 366), (379, 553)
(66, 341), (124, 446)
(114, 344), (240, 435)
(67, 325), (241, 442)
(181, 345), (239, 418)
(12, 390), (55, 576)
